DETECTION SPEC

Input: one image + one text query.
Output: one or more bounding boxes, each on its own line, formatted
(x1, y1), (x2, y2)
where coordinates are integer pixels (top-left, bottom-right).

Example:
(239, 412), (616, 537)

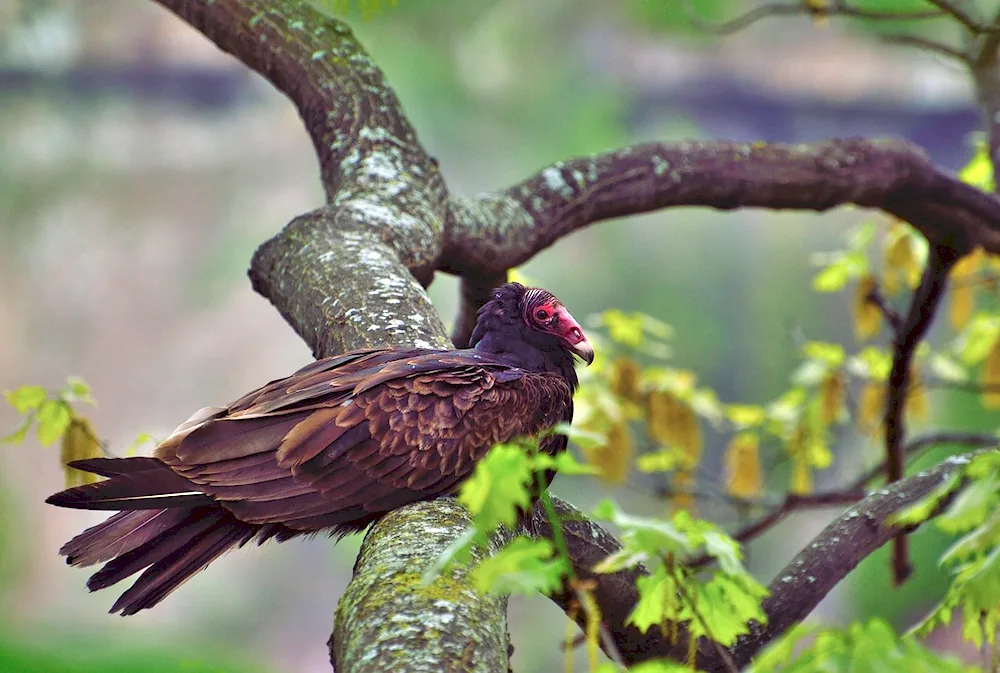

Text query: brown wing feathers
(47, 347), (574, 614)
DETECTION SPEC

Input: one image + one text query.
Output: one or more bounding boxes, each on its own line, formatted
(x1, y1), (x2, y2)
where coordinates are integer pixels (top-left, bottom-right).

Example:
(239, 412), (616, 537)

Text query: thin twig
(881, 34), (971, 63)
(866, 284), (904, 332)
(923, 0), (990, 34)
(687, 489), (866, 569)
(853, 430), (999, 488)
(682, 0), (944, 35)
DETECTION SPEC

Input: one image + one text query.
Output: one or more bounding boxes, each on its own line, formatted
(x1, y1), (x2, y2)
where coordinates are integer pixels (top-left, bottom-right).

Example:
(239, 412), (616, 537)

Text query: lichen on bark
(332, 500), (513, 673)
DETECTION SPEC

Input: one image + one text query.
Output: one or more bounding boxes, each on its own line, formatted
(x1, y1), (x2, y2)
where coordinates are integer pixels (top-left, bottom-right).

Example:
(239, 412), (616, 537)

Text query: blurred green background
(0, 0), (987, 671)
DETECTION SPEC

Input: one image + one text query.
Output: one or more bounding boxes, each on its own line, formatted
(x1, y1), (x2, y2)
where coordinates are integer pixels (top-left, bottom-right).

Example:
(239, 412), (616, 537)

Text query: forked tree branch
(529, 452), (979, 667)
(145, 1), (1000, 670)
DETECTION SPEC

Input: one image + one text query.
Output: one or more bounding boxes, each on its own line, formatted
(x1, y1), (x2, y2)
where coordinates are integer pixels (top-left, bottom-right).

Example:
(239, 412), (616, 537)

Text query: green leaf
(928, 353), (968, 384)
(754, 618), (978, 673)
(458, 442), (534, 533)
(959, 140), (995, 191)
(726, 404), (767, 429)
(592, 500), (698, 564)
(936, 474), (998, 535)
(548, 450), (600, 476)
(812, 257), (851, 292)
(472, 537), (568, 596)
(126, 432), (158, 456)
(685, 573), (767, 646)
(62, 376), (95, 405)
(35, 400), (71, 447)
(2, 413), (34, 444)
(847, 346), (893, 381)
(942, 509), (1000, 564)
(956, 314), (1000, 366)
(636, 449), (683, 474)
(627, 565), (674, 633)
(550, 422), (607, 454)
(624, 661), (696, 673)
(889, 473), (962, 527)
(802, 342), (845, 367)
(4, 385), (47, 414)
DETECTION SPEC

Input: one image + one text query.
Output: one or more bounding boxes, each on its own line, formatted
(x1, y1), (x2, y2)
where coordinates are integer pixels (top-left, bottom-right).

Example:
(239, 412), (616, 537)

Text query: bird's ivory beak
(554, 306), (595, 365)
(571, 339), (595, 365)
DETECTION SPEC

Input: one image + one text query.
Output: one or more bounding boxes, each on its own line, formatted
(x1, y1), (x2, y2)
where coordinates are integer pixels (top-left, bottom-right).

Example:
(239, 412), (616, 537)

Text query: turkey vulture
(46, 282), (593, 615)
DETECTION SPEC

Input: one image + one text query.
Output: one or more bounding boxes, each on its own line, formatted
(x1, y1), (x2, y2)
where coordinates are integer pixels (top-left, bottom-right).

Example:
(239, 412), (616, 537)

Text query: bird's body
(47, 283), (592, 615)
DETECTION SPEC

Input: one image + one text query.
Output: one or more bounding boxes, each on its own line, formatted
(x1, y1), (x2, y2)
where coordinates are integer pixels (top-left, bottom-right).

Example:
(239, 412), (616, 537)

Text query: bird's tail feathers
(49, 456), (275, 614)
(46, 457), (214, 510)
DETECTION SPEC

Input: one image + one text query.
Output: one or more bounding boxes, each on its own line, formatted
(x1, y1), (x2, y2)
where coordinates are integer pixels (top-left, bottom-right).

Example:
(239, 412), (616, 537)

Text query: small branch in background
(924, 379), (1000, 394)
(451, 271), (508, 348)
(682, 0), (944, 35)
(883, 244), (963, 583)
(866, 284), (904, 332)
(972, 7), (1000, 195)
(853, 431), (999, 487)
(923, 0), (991, 34)
(881, 34), (970, 64)
(688, 489), (866, 570)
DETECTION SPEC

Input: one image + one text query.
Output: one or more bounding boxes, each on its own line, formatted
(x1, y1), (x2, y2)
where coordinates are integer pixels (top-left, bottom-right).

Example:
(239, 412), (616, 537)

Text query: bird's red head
(519, 287), (594, 365)
(470, 283), (594, 369)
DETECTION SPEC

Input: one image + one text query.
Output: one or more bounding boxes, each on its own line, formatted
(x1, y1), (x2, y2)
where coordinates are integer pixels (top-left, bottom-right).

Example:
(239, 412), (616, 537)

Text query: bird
(46, 282), (593, 616)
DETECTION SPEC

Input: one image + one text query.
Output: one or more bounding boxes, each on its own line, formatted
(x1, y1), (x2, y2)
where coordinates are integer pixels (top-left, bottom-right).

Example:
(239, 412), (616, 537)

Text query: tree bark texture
(147, 1), (1000, 670)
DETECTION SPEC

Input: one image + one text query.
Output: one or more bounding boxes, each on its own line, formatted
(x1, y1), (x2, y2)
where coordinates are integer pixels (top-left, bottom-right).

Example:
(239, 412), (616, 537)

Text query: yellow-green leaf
(853, 274), (881, 341)
(472, 536), (568, 596)
(609, 356), (641, 403)
(458, 442), (534, 533)
(4, 385), (47, 414)
(36, 400), (71, 447)
(818, 371), (844, 425)
(857, 382), (885, 434)
(723, 431), (762, 500)
(581, 419), (632, 486)
(61, 416), (103, 487)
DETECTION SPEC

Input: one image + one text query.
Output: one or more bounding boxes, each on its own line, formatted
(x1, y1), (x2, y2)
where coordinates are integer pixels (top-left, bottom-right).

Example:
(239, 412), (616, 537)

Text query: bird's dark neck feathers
(470, 313), (579, 391)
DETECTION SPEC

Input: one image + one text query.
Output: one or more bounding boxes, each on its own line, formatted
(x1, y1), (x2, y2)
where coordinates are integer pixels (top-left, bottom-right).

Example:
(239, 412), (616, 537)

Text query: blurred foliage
(0, 629), (271, 673)
(749, 619), (978, 673)
(3, 377), (103, 488)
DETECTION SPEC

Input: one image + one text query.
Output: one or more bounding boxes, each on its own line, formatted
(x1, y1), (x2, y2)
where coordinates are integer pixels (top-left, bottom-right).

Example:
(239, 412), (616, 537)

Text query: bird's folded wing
(155, 351), (571, 530)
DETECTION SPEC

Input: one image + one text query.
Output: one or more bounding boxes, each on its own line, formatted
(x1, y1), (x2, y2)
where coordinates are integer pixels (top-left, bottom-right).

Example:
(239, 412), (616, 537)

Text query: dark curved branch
(883, 245), (962, 582)
(443, 139), (1000, 276)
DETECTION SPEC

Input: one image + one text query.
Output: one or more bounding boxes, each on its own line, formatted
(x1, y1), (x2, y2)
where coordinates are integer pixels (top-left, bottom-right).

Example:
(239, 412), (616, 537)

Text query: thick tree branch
(333, 500), (513, 673)
(443, 140), (1000, 277)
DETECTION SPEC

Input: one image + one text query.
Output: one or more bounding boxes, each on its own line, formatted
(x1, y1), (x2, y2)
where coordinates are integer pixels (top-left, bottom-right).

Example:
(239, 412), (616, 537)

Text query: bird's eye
(534, 308), (550, 321)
